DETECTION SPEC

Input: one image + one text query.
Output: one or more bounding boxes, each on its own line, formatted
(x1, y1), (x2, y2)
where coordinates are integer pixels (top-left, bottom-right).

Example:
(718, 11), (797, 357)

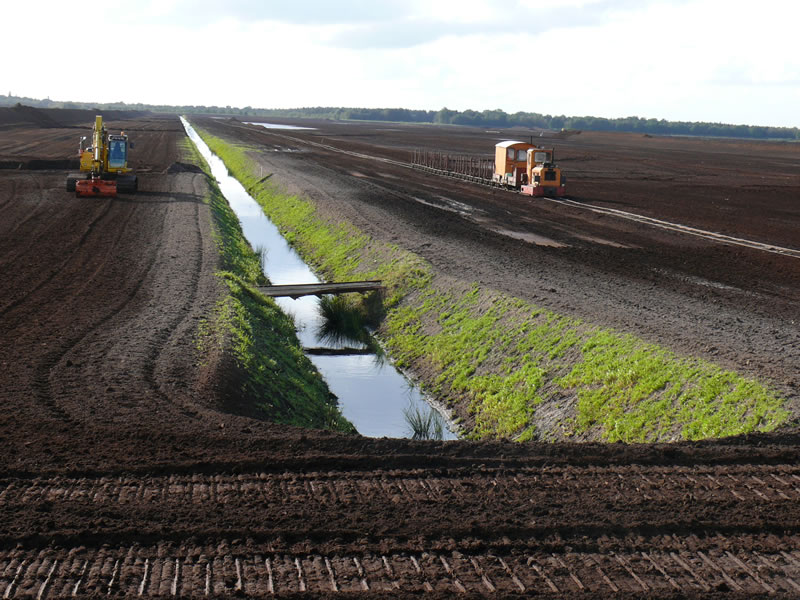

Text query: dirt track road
(2, 110), (800, 597)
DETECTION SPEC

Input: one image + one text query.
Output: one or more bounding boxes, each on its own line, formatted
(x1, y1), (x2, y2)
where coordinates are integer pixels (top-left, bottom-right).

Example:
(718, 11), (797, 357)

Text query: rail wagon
(412, 140), (566, 197)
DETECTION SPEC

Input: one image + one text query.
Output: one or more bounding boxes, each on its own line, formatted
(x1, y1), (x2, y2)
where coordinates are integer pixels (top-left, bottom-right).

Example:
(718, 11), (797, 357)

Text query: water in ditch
(181, 118), (457, 440)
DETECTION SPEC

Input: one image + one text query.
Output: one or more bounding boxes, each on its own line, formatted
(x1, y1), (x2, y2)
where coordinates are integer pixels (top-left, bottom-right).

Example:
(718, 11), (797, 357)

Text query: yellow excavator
(66, 115), (137, 196)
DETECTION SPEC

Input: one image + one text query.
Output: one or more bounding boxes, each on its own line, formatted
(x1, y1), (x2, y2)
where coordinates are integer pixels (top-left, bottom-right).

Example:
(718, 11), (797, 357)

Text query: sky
(2, 0), (799, 127)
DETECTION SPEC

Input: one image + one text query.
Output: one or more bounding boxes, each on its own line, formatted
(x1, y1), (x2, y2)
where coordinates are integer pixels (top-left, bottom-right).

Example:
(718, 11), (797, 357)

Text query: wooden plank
(257, 281), (383, 299)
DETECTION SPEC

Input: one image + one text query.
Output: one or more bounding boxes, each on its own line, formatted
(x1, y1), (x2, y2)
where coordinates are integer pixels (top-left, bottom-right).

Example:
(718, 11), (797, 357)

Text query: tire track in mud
(0, 177), (19, 211)
(0, 174), (46, 237)
(545, 196), (800, 259)
(0, 175), (39, 215)
(1, 536), (798, 596)
(140, 175), (206, 420)
(0, 176), (53, 283)
(0, 197), (114, 318)
(29, 201), (165, 422)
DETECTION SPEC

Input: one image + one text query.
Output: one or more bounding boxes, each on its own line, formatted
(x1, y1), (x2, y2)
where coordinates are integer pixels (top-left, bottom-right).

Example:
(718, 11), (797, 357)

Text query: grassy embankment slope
(179, 136), (354, 433)
(190, 123), (789, 443)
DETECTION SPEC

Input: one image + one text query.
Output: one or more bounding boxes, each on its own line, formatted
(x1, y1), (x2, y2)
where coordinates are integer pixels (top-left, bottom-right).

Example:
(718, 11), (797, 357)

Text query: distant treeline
(2, 94), (798, 140)
(257, 107), (800, 140)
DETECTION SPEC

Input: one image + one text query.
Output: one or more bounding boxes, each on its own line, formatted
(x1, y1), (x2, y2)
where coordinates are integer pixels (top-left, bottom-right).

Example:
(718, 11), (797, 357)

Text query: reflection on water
(181, 117), (457, 440)
(245, 121), (317, 130)
(315, 295), (385, 362)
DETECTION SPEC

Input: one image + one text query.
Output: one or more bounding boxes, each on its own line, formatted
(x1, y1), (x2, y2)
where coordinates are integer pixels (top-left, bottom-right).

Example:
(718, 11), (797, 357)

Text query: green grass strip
(179, 136), (354, 433)
(189, 124), (788, 443)
(558, 330), (788, 441)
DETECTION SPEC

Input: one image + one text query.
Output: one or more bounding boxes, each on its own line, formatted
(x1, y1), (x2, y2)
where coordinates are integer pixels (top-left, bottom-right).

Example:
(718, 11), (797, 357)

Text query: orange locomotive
(492, 141), (565, 197)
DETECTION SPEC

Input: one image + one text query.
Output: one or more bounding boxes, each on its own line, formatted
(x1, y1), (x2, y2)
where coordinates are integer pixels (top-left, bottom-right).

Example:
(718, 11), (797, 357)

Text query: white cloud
(2, 0), (799, 127)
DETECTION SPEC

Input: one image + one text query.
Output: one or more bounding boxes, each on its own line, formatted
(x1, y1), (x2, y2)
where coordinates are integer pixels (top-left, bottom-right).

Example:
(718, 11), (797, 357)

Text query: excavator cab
(107, 137), (128, 169)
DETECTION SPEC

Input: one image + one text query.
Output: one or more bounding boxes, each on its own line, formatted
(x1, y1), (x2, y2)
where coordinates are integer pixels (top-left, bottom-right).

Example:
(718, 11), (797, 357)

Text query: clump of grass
(316, 294), (371, 347)
(254, 244), (269, 274)
(316, 293), (386, 364)
(404, 403), (445, 441)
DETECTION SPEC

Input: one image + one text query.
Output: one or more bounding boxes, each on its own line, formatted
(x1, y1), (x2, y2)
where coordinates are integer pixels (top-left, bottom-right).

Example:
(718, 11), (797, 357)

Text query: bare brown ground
(1, 108), (800, 597)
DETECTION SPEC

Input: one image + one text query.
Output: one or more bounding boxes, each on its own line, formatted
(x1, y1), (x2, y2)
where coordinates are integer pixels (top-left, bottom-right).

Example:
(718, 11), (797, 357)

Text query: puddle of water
(653, 269), (760, 298)
(181, 117), (456, 440)
(492, 228), (568, 247)
(683, 275), (743, 292)
(438, 196), (477, 215)
(412, 196), (469, 217)
(573, 234), (634, 248)
(655, 269), (751, 295)
(267, 146), (302, 153)
(246, 121), (317, 131)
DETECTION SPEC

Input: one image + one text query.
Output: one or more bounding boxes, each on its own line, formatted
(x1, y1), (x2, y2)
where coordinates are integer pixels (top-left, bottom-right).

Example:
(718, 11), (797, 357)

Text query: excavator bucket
(75, 178), (117, 198)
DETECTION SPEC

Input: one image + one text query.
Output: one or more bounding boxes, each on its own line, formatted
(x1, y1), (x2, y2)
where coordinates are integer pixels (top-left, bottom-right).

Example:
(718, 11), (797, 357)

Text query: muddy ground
(1, 108), (800, 597)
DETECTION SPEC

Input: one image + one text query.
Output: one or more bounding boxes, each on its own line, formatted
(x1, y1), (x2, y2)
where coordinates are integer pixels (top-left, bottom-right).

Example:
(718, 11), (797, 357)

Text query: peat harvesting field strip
(1, 107), (800, 598)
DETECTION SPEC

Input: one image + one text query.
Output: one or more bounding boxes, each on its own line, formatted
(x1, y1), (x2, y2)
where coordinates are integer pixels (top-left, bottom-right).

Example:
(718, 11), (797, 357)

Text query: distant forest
(2, 93), (798, 141)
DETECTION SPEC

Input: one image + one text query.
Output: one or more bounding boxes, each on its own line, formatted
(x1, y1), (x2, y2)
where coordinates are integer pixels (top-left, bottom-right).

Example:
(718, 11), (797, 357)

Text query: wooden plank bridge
(257, 280), (384, 299)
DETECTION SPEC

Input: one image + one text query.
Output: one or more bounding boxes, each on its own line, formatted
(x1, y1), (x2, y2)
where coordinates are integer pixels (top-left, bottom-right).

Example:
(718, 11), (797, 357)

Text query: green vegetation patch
(179, 136), (354, 432)
(388, 285), (788, 442)
(558, 330), (789, 442)
(189, 124), (788, 443)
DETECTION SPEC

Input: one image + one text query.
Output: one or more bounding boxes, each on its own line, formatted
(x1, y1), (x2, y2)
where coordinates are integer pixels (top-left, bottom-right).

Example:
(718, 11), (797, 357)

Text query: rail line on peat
(545, 196), (800, 259)
(248, 125), (800, 260)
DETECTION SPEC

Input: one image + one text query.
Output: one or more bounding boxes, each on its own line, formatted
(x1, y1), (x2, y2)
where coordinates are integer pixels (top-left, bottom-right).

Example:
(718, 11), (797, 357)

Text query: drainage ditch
(182, 117), (457, 440)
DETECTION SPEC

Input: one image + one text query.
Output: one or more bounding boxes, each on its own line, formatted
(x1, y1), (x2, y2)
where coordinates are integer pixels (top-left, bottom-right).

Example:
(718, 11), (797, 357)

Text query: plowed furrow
(3, 466), (799, 508)
(1, 536), (799, 597)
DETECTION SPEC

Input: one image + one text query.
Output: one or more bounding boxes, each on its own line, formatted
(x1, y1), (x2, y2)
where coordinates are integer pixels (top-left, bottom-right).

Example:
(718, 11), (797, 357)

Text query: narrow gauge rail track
(1, 535), (798, 596)
(548, 196), (800, 259)
(241, 124), (800, 260)
(3, 465), (800, 507)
